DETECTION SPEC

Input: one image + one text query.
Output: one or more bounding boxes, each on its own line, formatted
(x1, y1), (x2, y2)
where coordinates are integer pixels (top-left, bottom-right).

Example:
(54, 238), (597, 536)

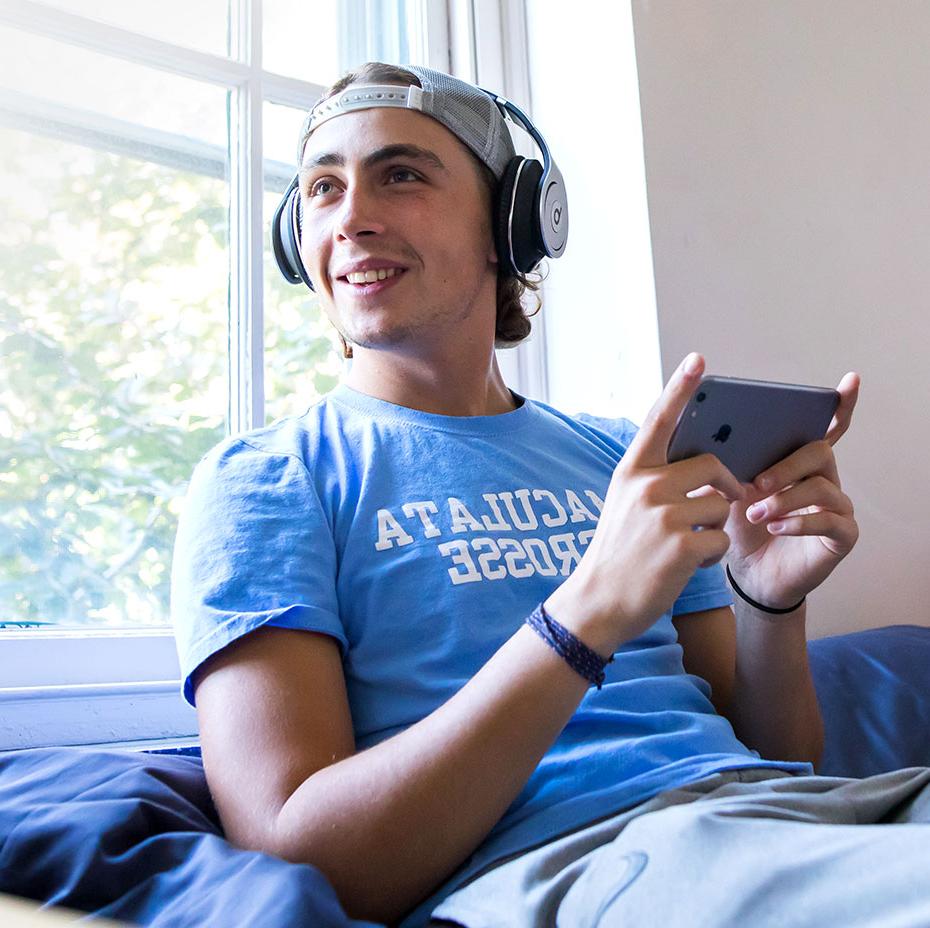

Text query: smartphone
(666, 375), (840, 483)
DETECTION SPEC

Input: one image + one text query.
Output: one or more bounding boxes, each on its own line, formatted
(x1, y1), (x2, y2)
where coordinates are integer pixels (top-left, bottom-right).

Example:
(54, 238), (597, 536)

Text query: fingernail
(747, 502), (766, 522)
(756, 475), (772, 491)
(684, 353), (701, 375)
(768, 521), (785, 533)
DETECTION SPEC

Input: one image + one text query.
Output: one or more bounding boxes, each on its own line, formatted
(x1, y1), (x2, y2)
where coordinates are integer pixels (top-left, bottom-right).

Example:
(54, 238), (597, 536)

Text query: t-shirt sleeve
(574, 411), (734, 617)
(671, 562), (734, 616)
(572, 411), (640, 454)
(170, 438), (346, 707)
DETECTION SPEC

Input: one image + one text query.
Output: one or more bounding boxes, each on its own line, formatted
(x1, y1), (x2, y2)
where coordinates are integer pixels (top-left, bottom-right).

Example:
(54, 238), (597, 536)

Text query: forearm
(727, 599), (824, 766)
(270, 622), (589, 923)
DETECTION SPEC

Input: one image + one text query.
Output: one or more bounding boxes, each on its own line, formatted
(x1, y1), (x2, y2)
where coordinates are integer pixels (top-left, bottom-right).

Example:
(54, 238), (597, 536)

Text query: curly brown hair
(306, 62), (541, 359)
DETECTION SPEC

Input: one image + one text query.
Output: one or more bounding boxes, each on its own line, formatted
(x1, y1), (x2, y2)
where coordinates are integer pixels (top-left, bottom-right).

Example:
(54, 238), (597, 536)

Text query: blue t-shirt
(171, 383), (811, 923)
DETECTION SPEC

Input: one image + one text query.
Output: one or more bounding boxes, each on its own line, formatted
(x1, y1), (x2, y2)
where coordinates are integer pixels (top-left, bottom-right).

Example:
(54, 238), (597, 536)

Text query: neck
(344, 343), (517, 417)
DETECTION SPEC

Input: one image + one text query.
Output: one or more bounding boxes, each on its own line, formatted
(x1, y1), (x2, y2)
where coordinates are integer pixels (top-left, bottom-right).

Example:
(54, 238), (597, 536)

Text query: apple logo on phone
(712, 424), (732, 444)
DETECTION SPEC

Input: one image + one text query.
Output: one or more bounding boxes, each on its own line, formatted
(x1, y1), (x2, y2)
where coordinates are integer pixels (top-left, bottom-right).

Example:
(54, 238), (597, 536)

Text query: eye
(308, 177), (339, 197)
(387, 167), (421, 184)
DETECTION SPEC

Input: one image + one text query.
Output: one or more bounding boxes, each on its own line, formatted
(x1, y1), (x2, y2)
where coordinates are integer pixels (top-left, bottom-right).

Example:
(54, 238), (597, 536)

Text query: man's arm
(673, 604), (824, 767)
(195, 622), (593, 924)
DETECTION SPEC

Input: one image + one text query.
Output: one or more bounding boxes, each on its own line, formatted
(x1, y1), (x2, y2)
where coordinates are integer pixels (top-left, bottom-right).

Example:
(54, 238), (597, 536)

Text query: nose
(334, 183), (386, 242)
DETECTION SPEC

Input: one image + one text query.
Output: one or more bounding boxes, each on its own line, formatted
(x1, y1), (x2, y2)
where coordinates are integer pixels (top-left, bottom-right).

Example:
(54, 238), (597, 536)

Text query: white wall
(524, 1), (662, 424)
(632, 1), (930, 636)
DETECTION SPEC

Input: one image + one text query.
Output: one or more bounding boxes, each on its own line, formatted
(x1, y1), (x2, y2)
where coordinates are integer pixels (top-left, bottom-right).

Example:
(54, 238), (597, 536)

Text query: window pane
(35, 0), (229, 58)
(0, 46), (229, 630)
(264, 96), (307, 167)
(262, 102), (343, 426)
(264, 0), (340, 84)
(263, 0), (419, 83)
(0, 25), (226, 146)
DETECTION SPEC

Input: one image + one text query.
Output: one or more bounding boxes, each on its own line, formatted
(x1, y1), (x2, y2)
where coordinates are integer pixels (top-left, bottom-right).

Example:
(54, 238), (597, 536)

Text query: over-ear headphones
(484, 92), (568, 278)
(271, 83), (567, 291)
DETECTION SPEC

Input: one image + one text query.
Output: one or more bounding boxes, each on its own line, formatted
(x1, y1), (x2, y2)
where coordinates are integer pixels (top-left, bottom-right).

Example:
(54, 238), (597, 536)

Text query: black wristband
(526, 602), (613, 689)
(726, 564), (806, 615)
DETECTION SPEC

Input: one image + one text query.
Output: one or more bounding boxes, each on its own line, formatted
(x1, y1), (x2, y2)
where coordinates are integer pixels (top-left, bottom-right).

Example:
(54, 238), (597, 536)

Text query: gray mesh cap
(298, 64), (516, 180)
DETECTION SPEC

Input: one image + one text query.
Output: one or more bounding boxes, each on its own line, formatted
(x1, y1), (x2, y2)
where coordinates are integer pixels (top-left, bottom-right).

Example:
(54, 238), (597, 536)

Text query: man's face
(297, 105), (499, 355)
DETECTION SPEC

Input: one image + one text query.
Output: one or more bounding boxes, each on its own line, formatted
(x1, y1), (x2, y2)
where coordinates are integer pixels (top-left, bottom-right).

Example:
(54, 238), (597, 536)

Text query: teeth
(346, 267), (399, 284)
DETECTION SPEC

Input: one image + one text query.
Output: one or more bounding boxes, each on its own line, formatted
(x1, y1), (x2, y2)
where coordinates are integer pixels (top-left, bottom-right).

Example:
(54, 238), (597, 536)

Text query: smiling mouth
(341, 267), (406, 285)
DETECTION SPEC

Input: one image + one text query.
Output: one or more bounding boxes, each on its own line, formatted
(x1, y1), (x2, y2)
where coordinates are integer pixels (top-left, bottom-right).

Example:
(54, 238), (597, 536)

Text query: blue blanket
(0, 748), (377, 927)
(1, 624), (928, 925)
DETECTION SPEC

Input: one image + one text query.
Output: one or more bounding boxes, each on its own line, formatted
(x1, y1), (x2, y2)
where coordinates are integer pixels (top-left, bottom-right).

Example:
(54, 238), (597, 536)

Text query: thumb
(624, 352), (705, 469)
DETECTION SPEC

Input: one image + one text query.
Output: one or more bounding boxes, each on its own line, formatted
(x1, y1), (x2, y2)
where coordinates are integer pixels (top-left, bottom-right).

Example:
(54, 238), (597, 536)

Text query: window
(0, 0), (534, 749)
(1, 27), (231, 635)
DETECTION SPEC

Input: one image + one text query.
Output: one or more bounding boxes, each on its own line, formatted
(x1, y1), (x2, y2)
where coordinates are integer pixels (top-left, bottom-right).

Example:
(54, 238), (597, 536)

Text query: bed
(1, 624), (929, 926)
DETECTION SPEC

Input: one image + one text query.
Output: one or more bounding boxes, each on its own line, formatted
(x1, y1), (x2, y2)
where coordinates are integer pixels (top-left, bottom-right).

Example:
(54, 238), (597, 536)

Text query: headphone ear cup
(494, 157), (522, 277)
(495, 157), (545, 276)
(272, 179), (315, 291)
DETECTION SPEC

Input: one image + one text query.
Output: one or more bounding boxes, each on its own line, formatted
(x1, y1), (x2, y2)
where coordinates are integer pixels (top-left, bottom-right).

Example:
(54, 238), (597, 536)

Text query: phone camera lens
(696, 392), (707, 403)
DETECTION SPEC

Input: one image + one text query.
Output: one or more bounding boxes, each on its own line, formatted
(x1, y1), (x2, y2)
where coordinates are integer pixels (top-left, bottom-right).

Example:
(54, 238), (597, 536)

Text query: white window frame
(0, 0), (534, 750)
(457, 0), (550, 403)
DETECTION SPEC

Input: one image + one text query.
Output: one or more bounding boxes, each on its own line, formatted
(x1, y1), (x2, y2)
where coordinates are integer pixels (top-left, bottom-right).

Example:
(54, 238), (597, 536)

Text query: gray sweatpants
(429, 767), (930, 927)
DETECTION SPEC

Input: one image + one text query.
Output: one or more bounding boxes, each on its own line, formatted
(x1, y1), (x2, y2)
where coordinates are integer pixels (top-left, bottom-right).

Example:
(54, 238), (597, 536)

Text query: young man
(172, 65), (930, 928)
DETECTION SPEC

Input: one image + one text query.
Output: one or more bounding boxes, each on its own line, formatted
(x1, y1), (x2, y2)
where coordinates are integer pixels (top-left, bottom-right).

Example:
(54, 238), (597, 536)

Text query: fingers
(753, 439), (840, 495)
(625, 352), (705, 469)
(744, 467), (858, 558)
(752, 373), (858, 491)
(691, 528), (731, 568)
(757, 510), (859, 557)
(745, 475), (853, 528)
(666, 453), (744, 503)
(666, 493), (733, 532)
(825, 371), (861, 446)
(655, 494), (732, 571)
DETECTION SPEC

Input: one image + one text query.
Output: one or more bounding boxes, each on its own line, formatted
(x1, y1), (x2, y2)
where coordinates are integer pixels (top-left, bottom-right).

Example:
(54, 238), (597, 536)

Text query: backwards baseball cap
(297, 64), (517, 180)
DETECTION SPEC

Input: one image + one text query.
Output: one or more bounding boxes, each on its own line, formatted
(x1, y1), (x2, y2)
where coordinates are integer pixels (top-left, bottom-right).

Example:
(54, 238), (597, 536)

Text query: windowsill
(0, 631), (197, 750)
(0, 737), (200, 756)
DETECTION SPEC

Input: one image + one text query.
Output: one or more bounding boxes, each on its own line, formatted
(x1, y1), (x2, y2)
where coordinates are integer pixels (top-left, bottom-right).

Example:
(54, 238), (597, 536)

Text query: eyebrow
(299, 143), (447, 179)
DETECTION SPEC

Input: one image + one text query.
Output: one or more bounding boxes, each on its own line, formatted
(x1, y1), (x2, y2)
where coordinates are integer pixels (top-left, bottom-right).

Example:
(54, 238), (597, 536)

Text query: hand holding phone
(666, 375), (840, 483)
(546, 356), (858, 653)
(543, 353), (745, 655)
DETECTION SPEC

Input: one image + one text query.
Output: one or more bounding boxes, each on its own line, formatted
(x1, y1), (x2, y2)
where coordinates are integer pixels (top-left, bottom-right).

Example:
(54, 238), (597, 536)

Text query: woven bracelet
(526, 602), (613, 689)
(725, 565), (806, 615)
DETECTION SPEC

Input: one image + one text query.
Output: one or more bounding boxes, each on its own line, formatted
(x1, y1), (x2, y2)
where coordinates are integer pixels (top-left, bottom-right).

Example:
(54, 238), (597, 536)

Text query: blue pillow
(810, 624), (930, 777)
